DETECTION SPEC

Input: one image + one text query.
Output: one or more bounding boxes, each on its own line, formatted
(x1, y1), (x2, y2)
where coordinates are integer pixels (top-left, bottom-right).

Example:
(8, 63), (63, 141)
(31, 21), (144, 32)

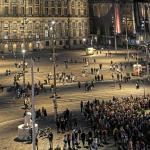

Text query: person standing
(119, 82), (122, 89)
(63, 134), (67, 150)
(81, 131), (86, 147)
(48, 130), (53, 150)
(67, 133), (71, 149)
(37, 67), (39, 72)
(80, 101), (83, 113)
(78, 81), (81, 89)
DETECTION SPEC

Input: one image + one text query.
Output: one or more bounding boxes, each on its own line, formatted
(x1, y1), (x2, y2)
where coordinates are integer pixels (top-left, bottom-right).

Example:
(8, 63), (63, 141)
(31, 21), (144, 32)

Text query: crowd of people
(80, 95), (150, 150)
(48, 95), (150, 150)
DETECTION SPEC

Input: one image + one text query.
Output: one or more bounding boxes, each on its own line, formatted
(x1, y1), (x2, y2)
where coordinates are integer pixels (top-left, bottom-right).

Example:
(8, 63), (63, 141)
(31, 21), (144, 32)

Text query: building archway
(21, 43), (24, 50)
(29, 43), (32, 51)
(13, 43), (17, 52)
(4, 44), (9, 53)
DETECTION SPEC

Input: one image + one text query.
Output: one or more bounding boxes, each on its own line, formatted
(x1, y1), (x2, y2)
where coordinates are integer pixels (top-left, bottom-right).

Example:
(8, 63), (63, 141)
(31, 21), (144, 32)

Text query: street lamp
(82, 38), (86, 48)
(122, 17), (129, 62)
(49, 21), (58, 120)
(22, 49), (26, 89)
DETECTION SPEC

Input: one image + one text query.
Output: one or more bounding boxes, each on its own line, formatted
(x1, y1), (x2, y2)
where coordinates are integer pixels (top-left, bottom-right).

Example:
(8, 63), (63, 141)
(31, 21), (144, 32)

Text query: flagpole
(31, 59), (36, 150)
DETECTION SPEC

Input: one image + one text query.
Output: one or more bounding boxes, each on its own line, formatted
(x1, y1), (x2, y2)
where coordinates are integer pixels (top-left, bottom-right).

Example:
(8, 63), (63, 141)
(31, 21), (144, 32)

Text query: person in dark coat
(81, 131), (86, 147)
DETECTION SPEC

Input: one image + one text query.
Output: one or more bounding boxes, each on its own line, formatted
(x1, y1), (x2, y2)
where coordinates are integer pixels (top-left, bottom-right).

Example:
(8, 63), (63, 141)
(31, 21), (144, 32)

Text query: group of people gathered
(52, 95), (150, 150)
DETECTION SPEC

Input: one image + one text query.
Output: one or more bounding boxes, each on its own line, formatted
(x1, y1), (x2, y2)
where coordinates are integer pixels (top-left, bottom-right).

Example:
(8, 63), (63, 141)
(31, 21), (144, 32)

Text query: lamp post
(50, 21), (58, 120)
(22, 49), (26, 89)
(82, 38), (86, 48)
(123, 17), (129, 62)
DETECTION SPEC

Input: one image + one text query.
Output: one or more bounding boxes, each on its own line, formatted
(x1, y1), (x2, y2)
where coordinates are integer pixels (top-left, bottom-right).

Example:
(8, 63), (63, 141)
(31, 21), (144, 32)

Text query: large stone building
(0, 0), (150, 52)
(0, 0), (89, 52)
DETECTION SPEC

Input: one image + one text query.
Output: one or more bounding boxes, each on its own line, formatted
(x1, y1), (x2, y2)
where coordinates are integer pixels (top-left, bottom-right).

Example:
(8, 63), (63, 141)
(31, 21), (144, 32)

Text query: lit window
(36, 33), (39, 39)
(45, 30), (48, 37)
(3, 32), (9, 39)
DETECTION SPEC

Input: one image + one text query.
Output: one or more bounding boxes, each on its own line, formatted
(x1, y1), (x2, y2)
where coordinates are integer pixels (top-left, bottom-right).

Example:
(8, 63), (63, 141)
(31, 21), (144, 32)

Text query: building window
(45, 30), (48, 37)
(58, 8), (61, 15)
(65, 30), (68, 36)
(51, 1), (55, 7)
(12, 6), (17, 15)
(21, 7), (24, 15)
(78, 2), (80, 7)
(64, 8), (67, 15)
(4, 23), (8, 28)
(83, 9), (86, 16)
(45, 41), (49, 46)
(12, 31), (17, 38)
(58, 1), (61, 7)
(28, 31), (32, 38)
(79, 29), (82, 36)
(72, 8), (75, 15)
(28, 0), (32, 4)
(78, 9), (80, 15)
(45, 8), (48, 15)
(64, 0), (67, 6)
(4, 6), (9, 15)
(20, 0), (24, 4)
(36, 33), (39, 39)
(12, 0), (17, 3)
(35, 7), (39, 15)
(73, 40), (77, 45)
(73, 29), (76, 37)
(29, 7), (32, 15)
(35, 0), (39, 4)
(12, 23), (17, 29)
(72, 22), (76, 28)
(51, 8), (55, 15)
(59, 40), (62, 45)
(4, 0), (9, 3)
(78, 22), (82, 28)
(3, 32), (9, 39)
(45, 0), (48, 6)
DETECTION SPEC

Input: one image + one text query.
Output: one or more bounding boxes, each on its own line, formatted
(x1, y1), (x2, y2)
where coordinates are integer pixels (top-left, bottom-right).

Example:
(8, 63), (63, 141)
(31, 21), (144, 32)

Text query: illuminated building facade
(0, 0), (150, 52)
(0, 0), (89, 52)
(89, 0), (150, 46)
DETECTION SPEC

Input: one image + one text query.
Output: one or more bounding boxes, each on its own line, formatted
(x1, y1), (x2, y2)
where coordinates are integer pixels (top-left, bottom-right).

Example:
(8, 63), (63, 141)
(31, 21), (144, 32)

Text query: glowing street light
(49, 20), (58, 120)
(22, 49), (26, 89)
(82, 38), (86, 48)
